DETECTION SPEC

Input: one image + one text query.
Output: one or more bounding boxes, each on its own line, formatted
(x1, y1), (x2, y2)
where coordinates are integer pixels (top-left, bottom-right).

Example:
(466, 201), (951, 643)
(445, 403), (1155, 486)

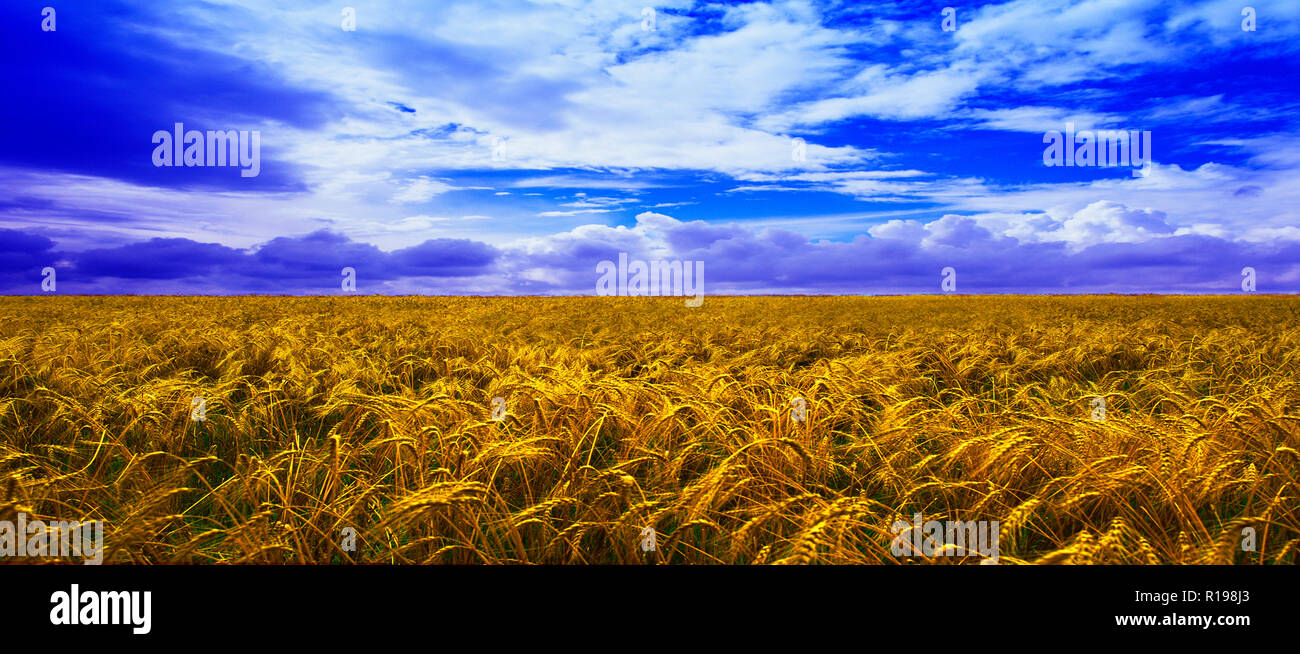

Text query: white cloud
(963, 106), (1124, 133)
(390, 177), (461, 204)
(759, 63), (987, 129)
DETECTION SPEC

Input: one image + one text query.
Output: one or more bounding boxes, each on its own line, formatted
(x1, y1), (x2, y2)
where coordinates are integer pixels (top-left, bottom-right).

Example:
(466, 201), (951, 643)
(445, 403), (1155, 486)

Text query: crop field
(1, 295), (1298, 564)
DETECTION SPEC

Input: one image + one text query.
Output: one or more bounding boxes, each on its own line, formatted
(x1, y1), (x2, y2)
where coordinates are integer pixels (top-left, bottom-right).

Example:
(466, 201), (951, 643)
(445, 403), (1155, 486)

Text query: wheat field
(1, 295), (1297, 564)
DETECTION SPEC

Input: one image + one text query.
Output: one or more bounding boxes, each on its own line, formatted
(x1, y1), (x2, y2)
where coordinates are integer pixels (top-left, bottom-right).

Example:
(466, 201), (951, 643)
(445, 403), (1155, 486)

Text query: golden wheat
(0, 295), (1297, 564)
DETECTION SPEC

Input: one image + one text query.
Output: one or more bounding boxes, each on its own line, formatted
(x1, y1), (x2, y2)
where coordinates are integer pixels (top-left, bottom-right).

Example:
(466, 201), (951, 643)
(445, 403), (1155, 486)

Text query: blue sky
(1, 0), (1298, 294)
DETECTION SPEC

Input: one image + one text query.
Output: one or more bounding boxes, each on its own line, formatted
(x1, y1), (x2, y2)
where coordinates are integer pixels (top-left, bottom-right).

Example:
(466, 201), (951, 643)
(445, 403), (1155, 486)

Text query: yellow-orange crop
(1, 295), (1297, 564)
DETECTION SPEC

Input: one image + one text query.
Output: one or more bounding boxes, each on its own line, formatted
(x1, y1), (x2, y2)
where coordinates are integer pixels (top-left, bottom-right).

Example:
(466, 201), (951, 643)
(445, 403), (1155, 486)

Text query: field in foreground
(1, 295), (1298, 564)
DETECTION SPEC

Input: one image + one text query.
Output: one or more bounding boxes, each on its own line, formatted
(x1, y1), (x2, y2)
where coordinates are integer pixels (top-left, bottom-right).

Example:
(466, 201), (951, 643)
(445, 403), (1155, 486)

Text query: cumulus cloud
(2, 205), (1298, 295)
(1050, 201), (1176, 249)
(487, 210), (1300, 295)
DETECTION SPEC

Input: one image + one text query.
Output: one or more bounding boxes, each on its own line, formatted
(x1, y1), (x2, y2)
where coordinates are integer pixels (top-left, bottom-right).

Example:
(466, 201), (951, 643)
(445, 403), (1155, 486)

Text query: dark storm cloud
(75, 238), (245, 279)
(0, 229), (502, 293)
